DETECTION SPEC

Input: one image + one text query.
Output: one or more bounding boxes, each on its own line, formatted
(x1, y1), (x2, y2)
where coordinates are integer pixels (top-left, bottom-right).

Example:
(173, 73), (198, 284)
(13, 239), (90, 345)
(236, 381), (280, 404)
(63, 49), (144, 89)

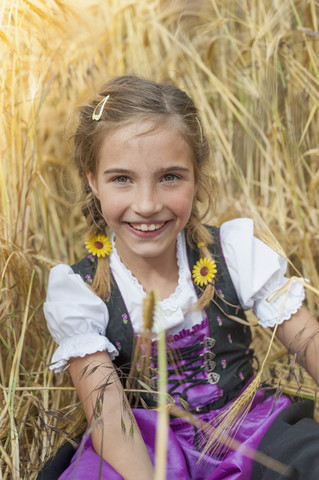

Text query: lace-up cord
(151, 339), (217, 397)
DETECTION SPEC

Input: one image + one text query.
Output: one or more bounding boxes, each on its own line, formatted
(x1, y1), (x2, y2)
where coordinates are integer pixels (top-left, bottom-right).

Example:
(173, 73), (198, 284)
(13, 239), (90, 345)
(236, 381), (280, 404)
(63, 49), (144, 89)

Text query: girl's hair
(73, 74), (218, 308)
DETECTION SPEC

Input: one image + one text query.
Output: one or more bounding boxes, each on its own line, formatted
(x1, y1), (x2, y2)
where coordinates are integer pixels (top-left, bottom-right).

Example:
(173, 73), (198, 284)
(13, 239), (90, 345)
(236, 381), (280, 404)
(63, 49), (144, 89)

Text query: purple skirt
(58, 391), (290, 480)
(58, 318), (291, 479)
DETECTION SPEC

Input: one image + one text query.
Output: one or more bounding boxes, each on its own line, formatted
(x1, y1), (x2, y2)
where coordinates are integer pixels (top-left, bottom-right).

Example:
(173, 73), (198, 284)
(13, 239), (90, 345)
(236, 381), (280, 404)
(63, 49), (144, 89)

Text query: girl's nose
(131, 185), (162, 217)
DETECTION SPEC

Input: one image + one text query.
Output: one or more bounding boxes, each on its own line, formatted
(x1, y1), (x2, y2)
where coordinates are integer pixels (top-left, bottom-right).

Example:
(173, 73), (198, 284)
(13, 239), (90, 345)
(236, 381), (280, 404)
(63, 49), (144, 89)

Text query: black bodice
(72, 226), (254, 411)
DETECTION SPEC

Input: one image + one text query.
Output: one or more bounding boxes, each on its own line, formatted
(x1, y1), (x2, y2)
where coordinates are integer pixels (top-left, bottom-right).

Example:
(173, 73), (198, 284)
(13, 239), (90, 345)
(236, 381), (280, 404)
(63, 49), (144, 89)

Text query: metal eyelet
(149, 376), (159, 402)
(207, 372), (220, 385)
(204, 360), (216, 372)
(203, 351), (216, 361)
(203, 337), (216, 349)
(149, 376), (158, 390)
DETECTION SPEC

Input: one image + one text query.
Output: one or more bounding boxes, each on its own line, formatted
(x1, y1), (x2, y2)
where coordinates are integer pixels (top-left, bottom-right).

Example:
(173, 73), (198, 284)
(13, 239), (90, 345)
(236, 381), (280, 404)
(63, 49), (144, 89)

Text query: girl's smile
(129, 222), (165, 232)
(86, 121), (196, 272)
(126, 221), (169, 237)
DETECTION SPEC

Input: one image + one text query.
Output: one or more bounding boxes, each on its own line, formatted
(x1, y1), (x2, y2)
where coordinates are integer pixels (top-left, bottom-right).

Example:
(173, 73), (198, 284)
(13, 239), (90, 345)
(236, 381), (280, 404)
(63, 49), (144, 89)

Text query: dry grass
(1, 0), (319, 478)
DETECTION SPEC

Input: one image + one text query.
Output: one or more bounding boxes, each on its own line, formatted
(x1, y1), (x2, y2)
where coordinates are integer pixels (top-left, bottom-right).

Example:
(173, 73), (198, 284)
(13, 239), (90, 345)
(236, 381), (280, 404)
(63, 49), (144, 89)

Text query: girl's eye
(161, 174), (178, 183)
(114, 176), (131, 184)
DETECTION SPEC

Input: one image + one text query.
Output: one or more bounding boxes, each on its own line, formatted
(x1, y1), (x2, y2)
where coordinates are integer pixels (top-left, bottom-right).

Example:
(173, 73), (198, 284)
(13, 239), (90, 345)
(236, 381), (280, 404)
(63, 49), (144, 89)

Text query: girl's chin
(115, 226), (178, 261)
(122, 244), (173, 262)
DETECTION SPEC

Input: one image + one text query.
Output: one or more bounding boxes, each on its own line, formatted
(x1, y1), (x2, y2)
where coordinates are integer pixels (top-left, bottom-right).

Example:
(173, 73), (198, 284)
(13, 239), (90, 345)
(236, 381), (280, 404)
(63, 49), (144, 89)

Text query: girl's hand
(275, 305), (319, 385)
(69, 350), (154, 480)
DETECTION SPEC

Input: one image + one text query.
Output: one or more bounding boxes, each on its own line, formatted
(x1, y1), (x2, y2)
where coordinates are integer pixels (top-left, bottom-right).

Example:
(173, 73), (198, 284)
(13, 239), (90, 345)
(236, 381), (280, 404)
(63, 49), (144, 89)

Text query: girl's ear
(86, 171), (99, 198)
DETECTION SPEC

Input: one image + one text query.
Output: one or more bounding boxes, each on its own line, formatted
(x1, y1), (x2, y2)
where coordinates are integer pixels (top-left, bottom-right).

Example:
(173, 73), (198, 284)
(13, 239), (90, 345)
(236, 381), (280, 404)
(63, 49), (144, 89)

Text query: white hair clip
(92, 94), (110, 121)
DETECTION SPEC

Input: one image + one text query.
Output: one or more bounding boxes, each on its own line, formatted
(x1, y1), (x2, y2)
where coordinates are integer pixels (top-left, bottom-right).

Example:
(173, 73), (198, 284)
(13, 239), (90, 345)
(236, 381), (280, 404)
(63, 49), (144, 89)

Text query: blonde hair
(73, 75), (218, 308)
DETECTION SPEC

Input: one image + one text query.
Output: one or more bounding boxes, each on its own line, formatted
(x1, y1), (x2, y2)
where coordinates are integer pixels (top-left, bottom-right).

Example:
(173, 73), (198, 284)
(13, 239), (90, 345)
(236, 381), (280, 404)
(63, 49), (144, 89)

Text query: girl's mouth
(129, 222), (165, 232)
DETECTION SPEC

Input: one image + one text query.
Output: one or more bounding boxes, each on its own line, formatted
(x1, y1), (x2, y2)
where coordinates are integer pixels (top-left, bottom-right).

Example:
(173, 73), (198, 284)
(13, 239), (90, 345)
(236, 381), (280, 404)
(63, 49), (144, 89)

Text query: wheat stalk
(1, 1), (319, 477)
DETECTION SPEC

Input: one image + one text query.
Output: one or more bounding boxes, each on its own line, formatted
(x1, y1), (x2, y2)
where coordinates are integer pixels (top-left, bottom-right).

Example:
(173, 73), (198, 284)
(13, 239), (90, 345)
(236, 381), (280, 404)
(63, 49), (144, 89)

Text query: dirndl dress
(57, 317), (292, 480)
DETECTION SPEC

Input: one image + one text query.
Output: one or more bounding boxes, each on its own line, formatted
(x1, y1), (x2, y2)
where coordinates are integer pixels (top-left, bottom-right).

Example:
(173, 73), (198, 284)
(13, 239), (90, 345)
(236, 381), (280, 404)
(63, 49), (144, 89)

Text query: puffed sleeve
(44, 264), (119, 373)
(220, 218), (305, 328)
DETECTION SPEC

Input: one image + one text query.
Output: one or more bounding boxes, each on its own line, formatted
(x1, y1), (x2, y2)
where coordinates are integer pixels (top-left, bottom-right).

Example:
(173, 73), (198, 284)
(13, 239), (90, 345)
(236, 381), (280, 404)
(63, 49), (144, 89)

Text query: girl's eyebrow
(156, 166), (190, 174)
(103, 166), (190, 175)
(103, 168), (134, 175)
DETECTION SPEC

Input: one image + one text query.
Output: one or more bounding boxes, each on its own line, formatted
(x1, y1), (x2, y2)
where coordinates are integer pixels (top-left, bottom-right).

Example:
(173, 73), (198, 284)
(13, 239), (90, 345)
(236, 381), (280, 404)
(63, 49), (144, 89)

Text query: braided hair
(73, 75), (218, 308)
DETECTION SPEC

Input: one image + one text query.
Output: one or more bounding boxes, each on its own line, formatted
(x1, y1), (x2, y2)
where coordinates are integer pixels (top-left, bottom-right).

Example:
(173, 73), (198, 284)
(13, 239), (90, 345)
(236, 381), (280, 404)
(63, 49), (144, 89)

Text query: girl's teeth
(133, 223), (164, 231)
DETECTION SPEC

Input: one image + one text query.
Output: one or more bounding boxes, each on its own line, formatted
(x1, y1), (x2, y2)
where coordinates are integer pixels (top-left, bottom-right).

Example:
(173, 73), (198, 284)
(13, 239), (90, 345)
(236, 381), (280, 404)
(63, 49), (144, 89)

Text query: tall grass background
(1, 0), (319, 478)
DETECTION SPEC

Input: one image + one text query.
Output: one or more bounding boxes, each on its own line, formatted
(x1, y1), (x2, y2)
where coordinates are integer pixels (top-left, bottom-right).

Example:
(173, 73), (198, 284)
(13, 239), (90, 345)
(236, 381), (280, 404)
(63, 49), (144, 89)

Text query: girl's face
(87, 122), (196, 267)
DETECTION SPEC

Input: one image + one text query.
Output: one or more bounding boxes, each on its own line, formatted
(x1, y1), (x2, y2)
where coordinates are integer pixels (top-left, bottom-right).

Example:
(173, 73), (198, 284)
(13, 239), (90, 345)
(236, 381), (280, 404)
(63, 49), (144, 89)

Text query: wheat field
(1, 0), (319, 478)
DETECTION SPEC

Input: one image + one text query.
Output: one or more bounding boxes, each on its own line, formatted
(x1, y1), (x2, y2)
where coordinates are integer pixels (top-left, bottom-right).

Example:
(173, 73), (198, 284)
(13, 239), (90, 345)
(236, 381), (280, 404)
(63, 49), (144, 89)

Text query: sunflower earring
(192, 257), (217, 287)
(85, 234), (112, 258)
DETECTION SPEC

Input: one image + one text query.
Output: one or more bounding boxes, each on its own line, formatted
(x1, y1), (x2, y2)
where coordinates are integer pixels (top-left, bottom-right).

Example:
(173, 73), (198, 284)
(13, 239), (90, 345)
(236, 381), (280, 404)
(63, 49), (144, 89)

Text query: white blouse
(44, 218), (305, 372)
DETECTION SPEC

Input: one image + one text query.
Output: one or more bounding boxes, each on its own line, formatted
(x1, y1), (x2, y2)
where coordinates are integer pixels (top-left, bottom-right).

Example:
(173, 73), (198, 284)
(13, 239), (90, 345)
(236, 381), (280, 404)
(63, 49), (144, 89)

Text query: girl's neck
(115, 240), (179, 300)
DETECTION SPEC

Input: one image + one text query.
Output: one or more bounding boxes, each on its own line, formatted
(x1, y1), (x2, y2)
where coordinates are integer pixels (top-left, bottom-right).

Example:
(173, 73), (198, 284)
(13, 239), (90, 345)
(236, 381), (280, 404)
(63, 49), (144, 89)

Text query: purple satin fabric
(59, 320), (291, 480)
(59, 393), (290, 480)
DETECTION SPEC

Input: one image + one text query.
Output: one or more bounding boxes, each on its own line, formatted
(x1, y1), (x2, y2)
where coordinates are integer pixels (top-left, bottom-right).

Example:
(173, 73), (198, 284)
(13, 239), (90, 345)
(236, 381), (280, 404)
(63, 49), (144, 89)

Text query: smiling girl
(86, 122), (196, 298)
(43, 75), (319, 480)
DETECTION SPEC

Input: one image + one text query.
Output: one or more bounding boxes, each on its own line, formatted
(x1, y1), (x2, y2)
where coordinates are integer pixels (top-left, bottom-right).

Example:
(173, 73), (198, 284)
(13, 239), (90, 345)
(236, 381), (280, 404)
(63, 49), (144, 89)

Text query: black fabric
(71, 254), (136, 379)
(252, 399), (319, 479)
(36, 436), (81, 480)
(189, 226), (254, 405)
(71, 226), (254, 410)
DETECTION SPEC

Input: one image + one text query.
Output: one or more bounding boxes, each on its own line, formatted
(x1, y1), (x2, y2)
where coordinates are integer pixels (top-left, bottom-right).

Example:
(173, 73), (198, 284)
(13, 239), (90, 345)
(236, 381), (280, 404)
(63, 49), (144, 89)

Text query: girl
(43, 75), (319, 480)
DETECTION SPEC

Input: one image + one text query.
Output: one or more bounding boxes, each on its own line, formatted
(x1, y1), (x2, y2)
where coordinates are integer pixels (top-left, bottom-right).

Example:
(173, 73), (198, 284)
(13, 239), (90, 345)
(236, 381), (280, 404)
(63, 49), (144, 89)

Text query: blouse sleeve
(219, 218), (305, 328)
(44, 264), (119, 373)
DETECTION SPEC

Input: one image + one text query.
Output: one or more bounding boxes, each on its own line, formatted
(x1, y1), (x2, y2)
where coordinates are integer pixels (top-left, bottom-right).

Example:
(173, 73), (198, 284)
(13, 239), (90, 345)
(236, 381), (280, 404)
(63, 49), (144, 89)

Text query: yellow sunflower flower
(85, 234), (112, 258)
(192, 257), (217, 287)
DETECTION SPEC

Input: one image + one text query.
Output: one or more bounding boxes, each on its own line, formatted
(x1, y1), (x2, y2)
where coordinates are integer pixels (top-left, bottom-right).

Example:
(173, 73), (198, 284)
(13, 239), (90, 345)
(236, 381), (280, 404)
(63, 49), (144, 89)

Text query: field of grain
(1, 1), (318, 478)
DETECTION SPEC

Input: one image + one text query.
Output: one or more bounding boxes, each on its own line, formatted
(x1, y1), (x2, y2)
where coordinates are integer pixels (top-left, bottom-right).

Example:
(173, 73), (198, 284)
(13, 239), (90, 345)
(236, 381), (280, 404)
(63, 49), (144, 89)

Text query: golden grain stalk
(1, 0), (319, 478)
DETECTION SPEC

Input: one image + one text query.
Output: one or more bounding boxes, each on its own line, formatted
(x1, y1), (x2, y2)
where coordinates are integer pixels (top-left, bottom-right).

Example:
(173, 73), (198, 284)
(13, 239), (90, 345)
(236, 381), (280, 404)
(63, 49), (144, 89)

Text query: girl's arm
(275, 305), (319, 385)
(69, 350), (154, 480)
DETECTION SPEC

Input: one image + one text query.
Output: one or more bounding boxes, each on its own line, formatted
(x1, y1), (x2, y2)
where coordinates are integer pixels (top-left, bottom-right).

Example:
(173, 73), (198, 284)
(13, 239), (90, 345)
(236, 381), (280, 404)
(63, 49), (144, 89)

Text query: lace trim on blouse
(111, 232), (188, 308)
